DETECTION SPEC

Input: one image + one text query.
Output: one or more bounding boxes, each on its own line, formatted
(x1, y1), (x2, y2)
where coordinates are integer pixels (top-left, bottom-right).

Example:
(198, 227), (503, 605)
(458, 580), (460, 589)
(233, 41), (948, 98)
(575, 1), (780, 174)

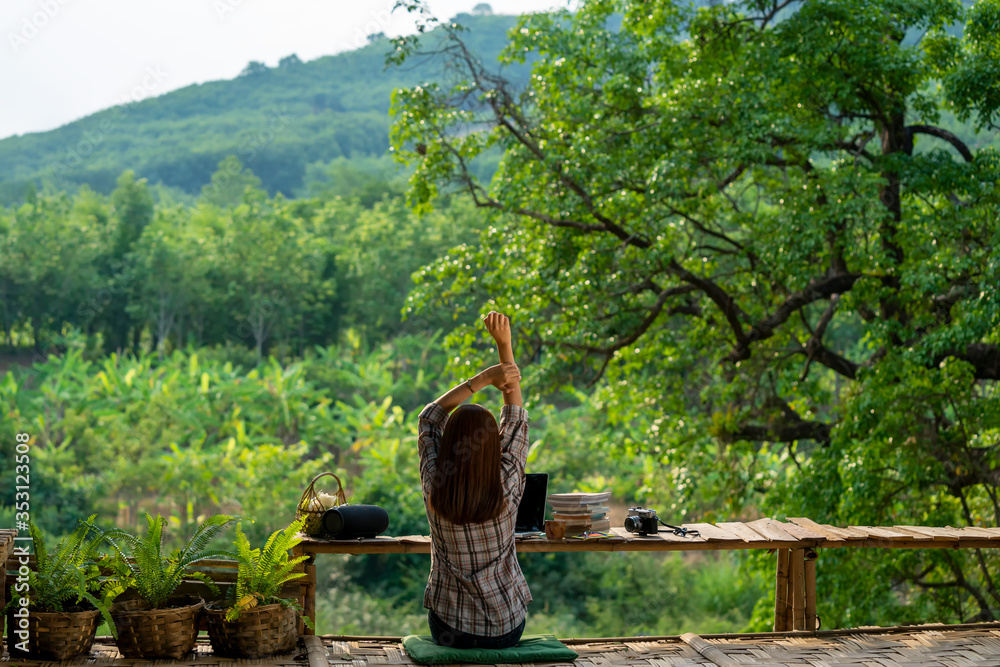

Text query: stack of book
(544, 492), (612, 538)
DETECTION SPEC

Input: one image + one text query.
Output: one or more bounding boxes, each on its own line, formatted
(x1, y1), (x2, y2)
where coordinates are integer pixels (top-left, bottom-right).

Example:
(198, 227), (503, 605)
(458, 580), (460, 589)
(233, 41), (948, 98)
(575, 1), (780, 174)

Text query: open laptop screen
(515, 473), (548, 533)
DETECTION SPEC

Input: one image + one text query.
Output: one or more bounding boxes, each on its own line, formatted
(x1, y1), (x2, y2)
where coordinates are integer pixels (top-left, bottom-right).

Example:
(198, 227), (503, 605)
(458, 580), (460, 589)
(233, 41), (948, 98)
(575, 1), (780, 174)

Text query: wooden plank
(786, 517), (847, 542)
(928, 526), (968, 539)
(826, 524), (871, 539)
(775, 520), (828, 541)
(848, 526), (915, 540)
(716, 522), (770, 542)
(790, 549), (805, 630)
(804, 556), (817, 631)
(684, 523), (745, 541)
(745, 518), (801, 542)
(858, 538), (999, 549)
(303, 559), (317, 636)
(954, 526), (1000, 539)
(968, 526), (1000, 538)
(774, 548), (790, 632)
(892, 526), (959, 542)
(877, 526), (933, 541)
(609, 525), (705, 543)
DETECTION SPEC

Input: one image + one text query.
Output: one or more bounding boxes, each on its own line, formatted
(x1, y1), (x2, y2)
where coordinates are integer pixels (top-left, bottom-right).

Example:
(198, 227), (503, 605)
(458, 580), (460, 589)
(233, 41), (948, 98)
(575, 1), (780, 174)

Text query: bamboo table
(293, 518), (1000, 635)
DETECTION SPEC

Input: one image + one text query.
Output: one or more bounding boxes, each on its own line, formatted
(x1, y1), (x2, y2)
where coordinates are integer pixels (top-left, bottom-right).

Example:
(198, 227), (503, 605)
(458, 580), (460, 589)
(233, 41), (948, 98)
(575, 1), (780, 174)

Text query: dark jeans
(428, 609), (525, 649)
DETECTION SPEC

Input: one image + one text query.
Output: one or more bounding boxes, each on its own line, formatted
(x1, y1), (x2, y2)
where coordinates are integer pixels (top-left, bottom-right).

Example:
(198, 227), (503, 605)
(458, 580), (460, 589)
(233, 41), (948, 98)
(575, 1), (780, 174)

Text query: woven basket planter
(110, 596), (204, 659)
(205, 602), (298, 658)
(5, 607), (101, 660)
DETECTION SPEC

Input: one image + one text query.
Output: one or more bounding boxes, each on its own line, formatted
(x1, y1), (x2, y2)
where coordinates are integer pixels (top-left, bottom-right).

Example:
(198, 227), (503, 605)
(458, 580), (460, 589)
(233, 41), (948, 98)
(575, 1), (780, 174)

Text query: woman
(417, 311), (530, 649)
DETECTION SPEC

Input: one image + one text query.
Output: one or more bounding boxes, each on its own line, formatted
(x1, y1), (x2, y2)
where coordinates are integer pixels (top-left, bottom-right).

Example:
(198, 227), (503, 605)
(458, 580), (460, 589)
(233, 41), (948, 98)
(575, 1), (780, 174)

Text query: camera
(624, 507), (659, 536)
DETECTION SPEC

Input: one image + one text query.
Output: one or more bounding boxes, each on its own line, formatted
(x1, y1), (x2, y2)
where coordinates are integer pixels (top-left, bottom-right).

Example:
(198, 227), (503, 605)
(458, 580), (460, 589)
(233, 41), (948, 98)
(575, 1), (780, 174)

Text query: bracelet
(465, 378), (475, 393)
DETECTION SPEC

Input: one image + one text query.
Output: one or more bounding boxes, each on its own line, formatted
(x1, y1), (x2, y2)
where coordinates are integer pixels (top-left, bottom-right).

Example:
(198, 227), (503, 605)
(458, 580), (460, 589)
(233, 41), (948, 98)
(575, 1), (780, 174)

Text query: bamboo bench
(293, 518), (1000, 635)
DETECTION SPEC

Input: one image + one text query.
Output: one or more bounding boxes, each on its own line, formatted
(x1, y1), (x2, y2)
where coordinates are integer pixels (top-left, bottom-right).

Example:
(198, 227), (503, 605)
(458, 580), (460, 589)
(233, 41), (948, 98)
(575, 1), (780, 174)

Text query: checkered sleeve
(499, 404), (530, 504)
(418, 402), (450, 500)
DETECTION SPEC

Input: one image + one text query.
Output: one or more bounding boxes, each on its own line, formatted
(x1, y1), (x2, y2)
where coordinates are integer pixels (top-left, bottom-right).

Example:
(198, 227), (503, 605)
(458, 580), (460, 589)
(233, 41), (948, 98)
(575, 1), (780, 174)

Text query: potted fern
(89, 513), (240, 659)
(205, 518), (311, 658)
(3, 517), (115, 660)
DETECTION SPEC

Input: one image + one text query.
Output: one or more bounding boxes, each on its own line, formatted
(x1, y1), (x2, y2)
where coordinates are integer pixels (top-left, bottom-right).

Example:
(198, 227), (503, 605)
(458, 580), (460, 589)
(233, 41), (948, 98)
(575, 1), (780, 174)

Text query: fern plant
(88, 513), (240, 609)
(224, 518), (311, 627)
(1, 517), (116, 636)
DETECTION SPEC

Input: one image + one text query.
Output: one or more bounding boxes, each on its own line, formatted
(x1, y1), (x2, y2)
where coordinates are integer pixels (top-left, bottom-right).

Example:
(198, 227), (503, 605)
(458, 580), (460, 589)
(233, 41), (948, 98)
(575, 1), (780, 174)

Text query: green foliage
(2, 517), (116, 635)
(200, 156), (264, 208)
(316, 550), (766, 636)
(0, 174), (483, 357)
(90, 513), (240, 609)
(391, 0), (1000, 626)
(224, 518), (310, 625)
(946, 0), (1000, 129)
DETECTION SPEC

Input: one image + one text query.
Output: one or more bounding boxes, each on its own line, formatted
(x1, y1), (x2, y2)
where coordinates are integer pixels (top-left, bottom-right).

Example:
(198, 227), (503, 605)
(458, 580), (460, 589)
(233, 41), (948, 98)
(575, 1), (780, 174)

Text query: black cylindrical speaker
(321, 505), (389, 539)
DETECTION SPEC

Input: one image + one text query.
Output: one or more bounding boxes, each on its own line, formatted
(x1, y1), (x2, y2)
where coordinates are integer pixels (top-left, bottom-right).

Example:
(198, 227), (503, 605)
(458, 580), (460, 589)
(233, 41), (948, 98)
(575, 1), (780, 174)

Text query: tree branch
(446, 35), (653, 250)
(728, 273), (862, 363)
(934, 343), (1000, 381)
(797, 295), (859, 380)
(908, 125), (975, 163)
(727, 419), (832, 445)
(667, 260), (749, 347)
(538, 284), (697, 356)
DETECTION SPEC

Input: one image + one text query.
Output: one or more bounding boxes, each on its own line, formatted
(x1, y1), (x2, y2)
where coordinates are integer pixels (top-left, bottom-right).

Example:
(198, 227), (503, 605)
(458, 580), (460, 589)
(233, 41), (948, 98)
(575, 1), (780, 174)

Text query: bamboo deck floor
(0, 638), (313, 667)
(318, 624), (1000, 667)
(6, 625), (1000, 666)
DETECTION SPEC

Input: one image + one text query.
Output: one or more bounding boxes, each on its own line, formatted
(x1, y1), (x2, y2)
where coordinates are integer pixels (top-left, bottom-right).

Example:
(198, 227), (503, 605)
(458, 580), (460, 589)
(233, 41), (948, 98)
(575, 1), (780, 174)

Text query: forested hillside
(0, 13), (525, 204)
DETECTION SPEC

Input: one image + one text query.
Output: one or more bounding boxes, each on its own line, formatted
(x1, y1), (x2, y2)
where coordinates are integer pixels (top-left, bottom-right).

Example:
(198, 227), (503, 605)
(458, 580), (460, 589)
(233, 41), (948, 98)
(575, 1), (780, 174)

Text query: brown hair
(429, 404), (506, 524)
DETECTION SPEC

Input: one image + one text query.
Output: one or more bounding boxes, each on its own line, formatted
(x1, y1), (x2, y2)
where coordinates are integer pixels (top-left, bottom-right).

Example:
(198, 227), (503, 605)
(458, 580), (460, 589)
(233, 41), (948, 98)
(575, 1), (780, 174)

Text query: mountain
(0, 3), (984, 206)
(0, 13), (527, 204)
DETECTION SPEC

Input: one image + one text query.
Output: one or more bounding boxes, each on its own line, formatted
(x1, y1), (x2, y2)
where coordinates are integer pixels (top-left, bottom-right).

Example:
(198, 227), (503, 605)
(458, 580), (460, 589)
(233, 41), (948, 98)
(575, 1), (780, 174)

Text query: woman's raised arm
(431, 363), (521, 413)
(483, 311), (523, 408)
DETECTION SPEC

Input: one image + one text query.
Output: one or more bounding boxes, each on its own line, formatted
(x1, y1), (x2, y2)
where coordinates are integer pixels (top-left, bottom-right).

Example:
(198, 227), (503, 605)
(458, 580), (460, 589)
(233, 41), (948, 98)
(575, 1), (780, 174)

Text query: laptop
(515, 473), (548, 535)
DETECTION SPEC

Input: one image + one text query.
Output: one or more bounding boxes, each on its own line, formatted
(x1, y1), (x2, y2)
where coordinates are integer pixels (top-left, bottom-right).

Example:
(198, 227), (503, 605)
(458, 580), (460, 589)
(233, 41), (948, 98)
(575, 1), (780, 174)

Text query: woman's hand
(483, 363), (521, 392)
(483, 310), (522, 406)
(483, 311), (511, 346)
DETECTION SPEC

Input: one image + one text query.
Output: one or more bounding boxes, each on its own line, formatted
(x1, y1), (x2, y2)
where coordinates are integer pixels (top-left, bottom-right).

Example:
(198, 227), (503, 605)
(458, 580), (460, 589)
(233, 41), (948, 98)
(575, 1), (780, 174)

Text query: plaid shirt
(417, 401), (533, 637)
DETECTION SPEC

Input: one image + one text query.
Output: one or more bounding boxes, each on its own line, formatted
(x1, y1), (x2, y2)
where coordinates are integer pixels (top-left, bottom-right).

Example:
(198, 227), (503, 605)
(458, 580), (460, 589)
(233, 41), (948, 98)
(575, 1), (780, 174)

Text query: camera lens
(624, 516), (638, 533)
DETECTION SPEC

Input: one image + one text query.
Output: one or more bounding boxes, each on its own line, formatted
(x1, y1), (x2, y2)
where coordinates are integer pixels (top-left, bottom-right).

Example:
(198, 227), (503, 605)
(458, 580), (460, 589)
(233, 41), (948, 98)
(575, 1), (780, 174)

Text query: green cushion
(401, 633), (578, 664)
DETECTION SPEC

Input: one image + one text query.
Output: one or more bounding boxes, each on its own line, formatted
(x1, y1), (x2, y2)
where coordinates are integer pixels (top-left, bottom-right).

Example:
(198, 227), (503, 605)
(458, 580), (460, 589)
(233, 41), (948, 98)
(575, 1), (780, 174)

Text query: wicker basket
(5, 608), (101, 660)
(205, 602), (298, 658)
(296, 471), (347, 536)
(110, 596), (204, 659)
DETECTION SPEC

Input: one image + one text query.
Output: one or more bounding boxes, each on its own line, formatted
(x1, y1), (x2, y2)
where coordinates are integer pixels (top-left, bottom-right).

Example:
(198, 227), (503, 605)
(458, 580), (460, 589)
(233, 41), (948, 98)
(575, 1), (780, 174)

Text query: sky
(0, 0), (565, 141)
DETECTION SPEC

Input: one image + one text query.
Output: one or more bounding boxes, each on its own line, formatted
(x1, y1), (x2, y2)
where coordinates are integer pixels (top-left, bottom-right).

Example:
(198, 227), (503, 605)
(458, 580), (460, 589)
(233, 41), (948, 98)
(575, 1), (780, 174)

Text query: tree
(100, 171), (154, 354)
(126, 207), (214, 359)
(278, 54), (303, 68)
(239, 60), (269, 77)
(217, 196), (333, 358)
(0, 194), (103, 350)
(391, 0), (1000, 624)
(200, 156), (264, 208)
(472, 3), (493, 14)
